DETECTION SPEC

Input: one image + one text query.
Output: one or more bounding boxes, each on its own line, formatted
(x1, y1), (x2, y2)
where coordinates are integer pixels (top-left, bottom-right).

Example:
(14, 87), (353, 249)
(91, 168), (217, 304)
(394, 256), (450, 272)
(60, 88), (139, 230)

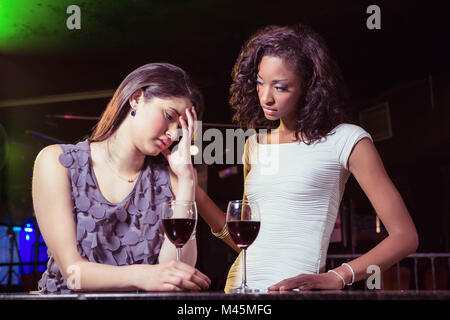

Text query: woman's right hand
(162, 106), (197, 181)
(136, 260), (211, 292)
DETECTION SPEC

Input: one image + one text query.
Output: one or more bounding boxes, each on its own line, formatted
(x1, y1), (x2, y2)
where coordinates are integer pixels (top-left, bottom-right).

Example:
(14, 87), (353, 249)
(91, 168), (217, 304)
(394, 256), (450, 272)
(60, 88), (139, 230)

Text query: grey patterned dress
(38, 140), (173, 293)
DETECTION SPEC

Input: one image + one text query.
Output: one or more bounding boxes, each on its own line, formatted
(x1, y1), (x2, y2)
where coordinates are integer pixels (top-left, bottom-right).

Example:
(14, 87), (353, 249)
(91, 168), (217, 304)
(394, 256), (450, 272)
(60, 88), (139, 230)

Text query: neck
(275, 117), (307, 143)
(104, 126), (145, 176)
(277, 118), (296, 134)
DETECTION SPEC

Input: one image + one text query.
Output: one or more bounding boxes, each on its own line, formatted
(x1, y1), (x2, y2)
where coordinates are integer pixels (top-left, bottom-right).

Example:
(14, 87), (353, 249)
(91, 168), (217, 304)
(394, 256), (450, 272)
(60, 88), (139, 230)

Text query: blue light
(12, 221), (50, 276)
(12, 226), (22, 232)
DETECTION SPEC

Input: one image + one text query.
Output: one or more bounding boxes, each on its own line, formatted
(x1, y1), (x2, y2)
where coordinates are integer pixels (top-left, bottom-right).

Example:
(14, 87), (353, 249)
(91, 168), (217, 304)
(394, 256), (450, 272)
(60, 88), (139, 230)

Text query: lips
(262, 106), (277, 115)
(156, 139), (169, 148)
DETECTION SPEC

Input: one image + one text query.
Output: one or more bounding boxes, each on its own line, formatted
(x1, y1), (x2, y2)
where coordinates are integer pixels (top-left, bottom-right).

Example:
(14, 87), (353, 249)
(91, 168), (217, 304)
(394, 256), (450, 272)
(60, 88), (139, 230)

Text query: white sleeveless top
(224, 123), (372, 292)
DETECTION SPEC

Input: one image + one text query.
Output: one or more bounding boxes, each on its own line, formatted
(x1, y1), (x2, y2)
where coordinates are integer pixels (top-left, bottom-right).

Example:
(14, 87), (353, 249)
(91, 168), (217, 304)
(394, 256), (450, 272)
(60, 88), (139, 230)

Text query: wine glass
(226, 200), (261, 293)
(161, 200), (197, 261)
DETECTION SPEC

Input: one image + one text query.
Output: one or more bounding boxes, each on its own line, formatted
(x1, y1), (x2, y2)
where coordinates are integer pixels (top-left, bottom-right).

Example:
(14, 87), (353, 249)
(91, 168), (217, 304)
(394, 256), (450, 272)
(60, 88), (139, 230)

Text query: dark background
(0, 0), (449, 290)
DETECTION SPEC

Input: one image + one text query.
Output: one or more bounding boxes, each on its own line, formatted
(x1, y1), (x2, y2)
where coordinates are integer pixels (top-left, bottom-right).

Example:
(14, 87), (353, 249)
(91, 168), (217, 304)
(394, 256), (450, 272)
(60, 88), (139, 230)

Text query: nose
(259, 85), (275, 106)
(166, 123), (179, 141)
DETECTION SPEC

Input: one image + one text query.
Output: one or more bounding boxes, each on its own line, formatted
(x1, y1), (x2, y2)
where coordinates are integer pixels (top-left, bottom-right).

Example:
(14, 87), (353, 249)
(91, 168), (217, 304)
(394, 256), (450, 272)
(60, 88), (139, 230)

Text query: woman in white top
(195, 24), (418, 291)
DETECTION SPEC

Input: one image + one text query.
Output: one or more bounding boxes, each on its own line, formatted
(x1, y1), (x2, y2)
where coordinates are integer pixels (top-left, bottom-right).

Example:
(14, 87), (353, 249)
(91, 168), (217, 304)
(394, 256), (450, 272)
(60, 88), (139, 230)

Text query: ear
(128, 88), (144, 109)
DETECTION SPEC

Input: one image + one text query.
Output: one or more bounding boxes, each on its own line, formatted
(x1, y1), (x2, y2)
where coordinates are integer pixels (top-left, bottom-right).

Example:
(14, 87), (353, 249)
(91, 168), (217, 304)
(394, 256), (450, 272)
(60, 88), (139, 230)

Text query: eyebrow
(257, 74), (289, 84)
(168, 107), (181, 117)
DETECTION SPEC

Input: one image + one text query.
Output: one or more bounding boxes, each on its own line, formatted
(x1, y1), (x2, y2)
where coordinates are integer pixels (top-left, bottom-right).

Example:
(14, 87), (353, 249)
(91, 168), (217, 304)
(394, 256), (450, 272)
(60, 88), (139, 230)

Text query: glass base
(228, 287), (262, 294)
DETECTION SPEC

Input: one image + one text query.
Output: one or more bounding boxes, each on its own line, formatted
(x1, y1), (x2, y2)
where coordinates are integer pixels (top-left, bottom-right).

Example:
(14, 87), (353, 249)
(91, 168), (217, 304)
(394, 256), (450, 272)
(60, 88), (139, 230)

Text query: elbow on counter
(59, 262), (84, 292)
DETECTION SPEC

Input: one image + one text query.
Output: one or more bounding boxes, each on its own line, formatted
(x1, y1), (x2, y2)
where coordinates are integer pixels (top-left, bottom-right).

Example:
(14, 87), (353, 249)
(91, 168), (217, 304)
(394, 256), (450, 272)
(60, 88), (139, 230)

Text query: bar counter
(1, 290), (449, 300)
(1, 291), (447, 319)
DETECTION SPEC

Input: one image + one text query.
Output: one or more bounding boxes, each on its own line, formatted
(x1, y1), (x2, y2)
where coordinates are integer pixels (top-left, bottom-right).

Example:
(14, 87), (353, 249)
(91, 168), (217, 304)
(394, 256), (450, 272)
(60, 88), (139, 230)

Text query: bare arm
(33, 145), (209, 292)
(192, 137), (255, 253)
(195, 185), (240, 252)
(159, 105), (200, 264)
(330, 138), (419, 284)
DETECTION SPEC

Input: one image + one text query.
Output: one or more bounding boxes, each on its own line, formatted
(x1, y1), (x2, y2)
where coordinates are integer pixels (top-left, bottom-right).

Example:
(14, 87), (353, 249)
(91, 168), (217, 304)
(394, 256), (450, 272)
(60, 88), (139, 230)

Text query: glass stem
(242, 248), (247, 288)
(177, 247), (182, 261)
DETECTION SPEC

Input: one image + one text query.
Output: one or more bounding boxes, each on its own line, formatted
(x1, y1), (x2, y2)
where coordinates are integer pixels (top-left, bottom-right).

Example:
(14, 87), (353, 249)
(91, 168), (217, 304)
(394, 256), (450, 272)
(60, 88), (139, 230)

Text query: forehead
(258, 55), (298, 79)
(149, 96), (192, 112)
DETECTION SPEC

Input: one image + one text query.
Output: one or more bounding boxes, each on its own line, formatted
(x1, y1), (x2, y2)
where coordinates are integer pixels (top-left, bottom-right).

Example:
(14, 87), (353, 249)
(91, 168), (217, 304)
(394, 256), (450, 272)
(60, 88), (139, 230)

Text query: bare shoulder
(32, 144), (73, 222)
(33, 144), (67, 180)
(35, 144), (63, 165)
(348, 137), (379, 166)
(348, 137), (388, 185)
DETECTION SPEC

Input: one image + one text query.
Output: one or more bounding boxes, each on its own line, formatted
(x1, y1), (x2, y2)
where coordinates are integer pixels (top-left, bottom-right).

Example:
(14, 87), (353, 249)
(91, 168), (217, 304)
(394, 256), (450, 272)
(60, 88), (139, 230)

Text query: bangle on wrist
(328, 270), (345, 289)
(341, 263), (355, 286)
(211, 224), (229, 239)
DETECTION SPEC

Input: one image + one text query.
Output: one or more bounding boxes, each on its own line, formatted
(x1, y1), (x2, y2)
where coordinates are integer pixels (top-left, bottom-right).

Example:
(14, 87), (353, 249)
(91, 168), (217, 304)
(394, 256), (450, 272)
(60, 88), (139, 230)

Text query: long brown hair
(230, 24), (348, 144)
(90, 62), (204, 142)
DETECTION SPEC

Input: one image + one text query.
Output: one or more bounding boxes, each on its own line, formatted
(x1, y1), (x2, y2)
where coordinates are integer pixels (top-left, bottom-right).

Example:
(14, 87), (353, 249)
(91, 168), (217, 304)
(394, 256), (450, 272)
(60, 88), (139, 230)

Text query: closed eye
(165, 111), (175, 121)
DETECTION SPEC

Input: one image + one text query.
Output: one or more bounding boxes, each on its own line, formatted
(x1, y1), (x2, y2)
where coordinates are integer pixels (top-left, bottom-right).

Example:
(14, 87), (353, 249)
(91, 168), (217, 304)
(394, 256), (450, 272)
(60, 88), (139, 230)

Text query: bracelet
(341, 263), (355, 286)
(328, 270), (345, 289)
(211, 224), (229, 239)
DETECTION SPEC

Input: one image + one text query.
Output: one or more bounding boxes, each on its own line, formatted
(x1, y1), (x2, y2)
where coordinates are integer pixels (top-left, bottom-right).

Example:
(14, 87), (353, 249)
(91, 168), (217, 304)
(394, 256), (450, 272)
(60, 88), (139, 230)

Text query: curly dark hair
(230, 24), (349, 144)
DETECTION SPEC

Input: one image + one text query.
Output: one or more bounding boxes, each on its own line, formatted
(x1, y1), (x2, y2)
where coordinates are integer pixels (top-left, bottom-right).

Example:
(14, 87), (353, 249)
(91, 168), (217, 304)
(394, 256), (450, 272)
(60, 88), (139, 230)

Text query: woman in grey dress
(32, 63), (211, 293)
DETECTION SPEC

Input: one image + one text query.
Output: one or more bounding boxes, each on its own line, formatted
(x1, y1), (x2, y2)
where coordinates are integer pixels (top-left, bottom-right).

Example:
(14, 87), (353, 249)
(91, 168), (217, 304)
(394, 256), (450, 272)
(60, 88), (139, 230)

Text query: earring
(131, 107), (136, 117)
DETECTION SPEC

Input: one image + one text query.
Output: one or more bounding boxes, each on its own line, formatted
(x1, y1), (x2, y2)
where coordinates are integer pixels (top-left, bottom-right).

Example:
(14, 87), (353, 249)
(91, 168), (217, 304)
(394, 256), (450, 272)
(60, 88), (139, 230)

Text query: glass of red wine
(226, 199), (261, 293)
(161, 200), (197, 261)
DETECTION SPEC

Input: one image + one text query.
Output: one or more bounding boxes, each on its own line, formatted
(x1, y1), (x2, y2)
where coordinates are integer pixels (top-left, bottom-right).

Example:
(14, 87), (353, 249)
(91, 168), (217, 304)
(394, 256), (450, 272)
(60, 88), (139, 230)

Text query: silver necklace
(105, 140), (140, 183)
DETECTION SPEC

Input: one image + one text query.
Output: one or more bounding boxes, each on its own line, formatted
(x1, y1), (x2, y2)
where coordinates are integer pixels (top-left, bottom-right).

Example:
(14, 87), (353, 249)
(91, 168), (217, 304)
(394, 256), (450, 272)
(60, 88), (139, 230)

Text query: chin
(263, 114), (279, 121)
(139, 143), (161, 157)
(148, 150), (161, 157)
(148, 145), (164, 156)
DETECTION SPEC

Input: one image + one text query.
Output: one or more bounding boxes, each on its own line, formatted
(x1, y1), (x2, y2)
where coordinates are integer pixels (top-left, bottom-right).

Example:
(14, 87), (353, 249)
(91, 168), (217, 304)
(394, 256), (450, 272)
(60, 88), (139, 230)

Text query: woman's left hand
(268, 272), (344, 291)
(162, 106), (198, 180)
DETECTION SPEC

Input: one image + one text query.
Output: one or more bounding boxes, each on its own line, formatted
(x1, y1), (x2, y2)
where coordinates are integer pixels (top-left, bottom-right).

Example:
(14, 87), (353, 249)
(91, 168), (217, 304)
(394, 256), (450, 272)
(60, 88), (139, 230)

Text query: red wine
(227, 221), (260, 249)
(162, 218), (196, 248)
